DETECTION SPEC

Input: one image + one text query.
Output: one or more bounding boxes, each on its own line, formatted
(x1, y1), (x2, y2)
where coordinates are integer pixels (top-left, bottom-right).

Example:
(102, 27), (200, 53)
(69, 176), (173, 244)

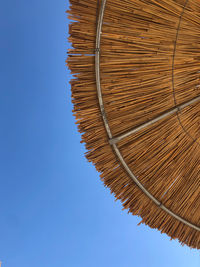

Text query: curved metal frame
(95, 0), (200, 232)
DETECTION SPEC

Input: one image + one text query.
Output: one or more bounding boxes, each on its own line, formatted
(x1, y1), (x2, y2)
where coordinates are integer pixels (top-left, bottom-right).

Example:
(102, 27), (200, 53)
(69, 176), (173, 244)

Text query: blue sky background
(0, 0), (199, 266)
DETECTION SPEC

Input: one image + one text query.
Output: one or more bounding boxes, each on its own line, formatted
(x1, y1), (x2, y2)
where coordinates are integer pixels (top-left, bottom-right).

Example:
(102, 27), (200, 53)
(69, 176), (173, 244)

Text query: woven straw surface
(67, 0), (200, 248)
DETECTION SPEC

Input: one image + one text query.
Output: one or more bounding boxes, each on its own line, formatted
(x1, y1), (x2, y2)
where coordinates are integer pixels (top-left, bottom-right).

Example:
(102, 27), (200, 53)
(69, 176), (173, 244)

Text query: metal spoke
(109, 95), (200, 145)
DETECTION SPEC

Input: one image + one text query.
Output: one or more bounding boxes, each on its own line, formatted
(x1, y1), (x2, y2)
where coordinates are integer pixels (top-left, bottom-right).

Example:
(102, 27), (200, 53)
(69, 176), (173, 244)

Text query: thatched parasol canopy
(67, 0), (200, 248)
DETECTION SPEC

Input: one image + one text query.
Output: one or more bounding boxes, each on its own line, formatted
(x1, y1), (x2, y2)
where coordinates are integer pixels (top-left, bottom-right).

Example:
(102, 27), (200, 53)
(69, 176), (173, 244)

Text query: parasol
(67, 0), (200, 248)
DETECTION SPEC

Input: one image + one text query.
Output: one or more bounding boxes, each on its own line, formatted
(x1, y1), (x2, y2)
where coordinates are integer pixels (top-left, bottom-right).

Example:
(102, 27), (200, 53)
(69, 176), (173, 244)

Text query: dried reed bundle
(67, 0), (200, 248)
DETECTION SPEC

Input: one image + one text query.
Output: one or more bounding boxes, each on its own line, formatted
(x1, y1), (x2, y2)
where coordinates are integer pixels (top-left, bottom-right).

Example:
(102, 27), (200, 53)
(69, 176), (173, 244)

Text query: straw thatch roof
(67, 0), (200, 248)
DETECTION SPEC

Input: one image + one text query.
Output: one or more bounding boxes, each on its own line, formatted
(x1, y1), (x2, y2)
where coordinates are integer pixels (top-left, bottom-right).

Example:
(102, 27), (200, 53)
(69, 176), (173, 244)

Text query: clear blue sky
(0, 0), (199, 266)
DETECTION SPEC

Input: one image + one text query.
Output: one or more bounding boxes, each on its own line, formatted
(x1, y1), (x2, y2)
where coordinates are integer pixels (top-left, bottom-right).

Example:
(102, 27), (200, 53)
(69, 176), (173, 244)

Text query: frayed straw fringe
(67, 0), (200, 248)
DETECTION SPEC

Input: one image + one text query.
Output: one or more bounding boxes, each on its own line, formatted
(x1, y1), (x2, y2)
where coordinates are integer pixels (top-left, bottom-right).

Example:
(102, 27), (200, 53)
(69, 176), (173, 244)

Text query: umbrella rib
(109, 95), (200, 145)
(95, 0), (200, 232)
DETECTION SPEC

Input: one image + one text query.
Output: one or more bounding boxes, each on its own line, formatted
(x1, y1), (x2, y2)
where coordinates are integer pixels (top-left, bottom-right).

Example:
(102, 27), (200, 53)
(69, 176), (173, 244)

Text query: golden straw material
(67, 0), (200, 248)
